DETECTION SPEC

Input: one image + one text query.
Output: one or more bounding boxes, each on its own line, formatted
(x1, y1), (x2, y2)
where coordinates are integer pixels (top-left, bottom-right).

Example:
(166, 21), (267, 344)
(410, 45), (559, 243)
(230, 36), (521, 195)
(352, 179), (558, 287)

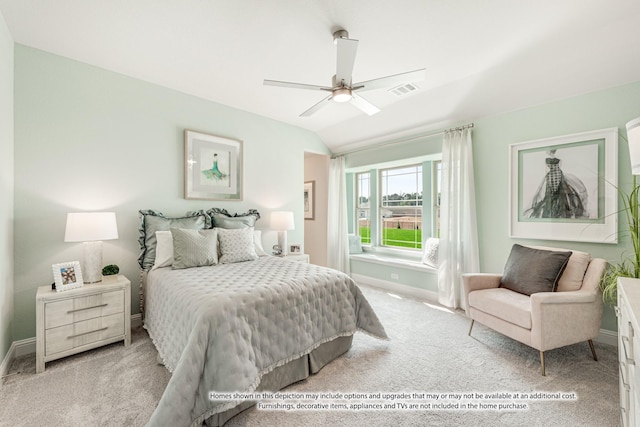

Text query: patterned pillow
(217, 227), (259, 264)
(422, 237), (439, 268)
(138, 210), (210, 270)
(171, 228), (219, 269)
(207, 208), (260, 229)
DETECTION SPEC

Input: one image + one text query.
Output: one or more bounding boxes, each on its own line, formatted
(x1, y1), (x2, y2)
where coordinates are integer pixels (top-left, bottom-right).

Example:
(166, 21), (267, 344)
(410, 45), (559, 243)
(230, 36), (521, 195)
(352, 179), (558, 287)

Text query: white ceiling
(1, 0), (640, 153)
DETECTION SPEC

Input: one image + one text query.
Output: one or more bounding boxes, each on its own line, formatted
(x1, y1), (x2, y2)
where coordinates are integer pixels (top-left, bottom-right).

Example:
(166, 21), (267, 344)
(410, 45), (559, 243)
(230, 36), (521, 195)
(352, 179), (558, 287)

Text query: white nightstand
(36, 275), (131, 373)
(283, 254), (310, 263)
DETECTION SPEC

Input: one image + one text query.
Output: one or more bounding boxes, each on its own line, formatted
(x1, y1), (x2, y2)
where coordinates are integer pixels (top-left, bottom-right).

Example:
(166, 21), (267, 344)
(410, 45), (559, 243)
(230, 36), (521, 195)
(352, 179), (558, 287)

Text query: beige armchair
(462, 245), (606, 376)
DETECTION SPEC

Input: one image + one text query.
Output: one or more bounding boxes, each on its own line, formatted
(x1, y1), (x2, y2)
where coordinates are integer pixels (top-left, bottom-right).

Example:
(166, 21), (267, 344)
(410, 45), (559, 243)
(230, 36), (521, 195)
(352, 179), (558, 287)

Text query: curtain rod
(331, 122), (474, 158)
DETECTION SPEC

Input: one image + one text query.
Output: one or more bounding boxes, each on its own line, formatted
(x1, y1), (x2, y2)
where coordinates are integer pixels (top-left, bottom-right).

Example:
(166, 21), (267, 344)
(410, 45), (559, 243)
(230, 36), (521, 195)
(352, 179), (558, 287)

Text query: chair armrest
(530, 290), (597, 306)
(462, 273), (502, 294)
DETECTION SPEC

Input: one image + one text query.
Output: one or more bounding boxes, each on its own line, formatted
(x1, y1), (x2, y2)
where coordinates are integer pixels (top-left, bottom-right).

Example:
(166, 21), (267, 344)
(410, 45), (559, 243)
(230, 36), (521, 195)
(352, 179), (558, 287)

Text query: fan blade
(350, 93), (380, 116)
(300, 95), (333, 117)
(353, 68), (427, 92)
(335, 38), (358, 87)
(263, 79), (331, 91)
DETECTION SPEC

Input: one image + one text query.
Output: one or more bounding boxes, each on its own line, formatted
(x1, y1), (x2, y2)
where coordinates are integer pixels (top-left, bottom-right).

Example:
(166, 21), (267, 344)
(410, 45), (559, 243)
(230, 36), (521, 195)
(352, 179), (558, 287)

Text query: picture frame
(509, 127), (618, 243)
(184, 130), (243, 200)
(289, 244), (302, 254)
(304, 181), (315, 220)
(52, 261), (84, 292)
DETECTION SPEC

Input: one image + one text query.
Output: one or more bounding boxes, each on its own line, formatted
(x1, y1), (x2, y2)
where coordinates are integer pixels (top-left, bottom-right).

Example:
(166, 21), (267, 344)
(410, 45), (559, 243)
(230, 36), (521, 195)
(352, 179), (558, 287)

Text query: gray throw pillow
(171, 228), (218, 269)
(500, 244), (572, 296)
(138, 210), (210, 270)
(207, 208), (260, 229)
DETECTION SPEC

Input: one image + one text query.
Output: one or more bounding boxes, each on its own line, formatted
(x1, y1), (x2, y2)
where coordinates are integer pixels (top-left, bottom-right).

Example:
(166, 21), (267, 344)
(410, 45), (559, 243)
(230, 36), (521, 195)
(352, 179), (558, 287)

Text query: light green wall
(0, 11), (14, 362)
(346, 81), (640, 332)
(473, 81), (640, 332)
(13, 45), (329, 341)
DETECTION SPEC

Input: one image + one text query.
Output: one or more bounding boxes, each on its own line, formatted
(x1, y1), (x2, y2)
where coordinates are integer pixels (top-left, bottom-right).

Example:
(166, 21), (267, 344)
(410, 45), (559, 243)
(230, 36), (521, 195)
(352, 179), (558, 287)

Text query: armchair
(462, 245), (606, 376)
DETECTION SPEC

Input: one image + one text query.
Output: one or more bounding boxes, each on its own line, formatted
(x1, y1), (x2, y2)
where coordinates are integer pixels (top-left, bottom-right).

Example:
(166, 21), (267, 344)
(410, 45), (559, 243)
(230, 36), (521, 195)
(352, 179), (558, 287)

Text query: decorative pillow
(500, 244), (572, 296)
(207, 208), (260, 229)
(138, 210), (210, 270)
(171, 228), (218, 269)
(530, 245), (592, 292)
(421, 237), (439, 268)
(152, 231), (174, 270)
(217, 227), (259, 264)
(254, 230), (268, 256)
(348, 235), (363, 254)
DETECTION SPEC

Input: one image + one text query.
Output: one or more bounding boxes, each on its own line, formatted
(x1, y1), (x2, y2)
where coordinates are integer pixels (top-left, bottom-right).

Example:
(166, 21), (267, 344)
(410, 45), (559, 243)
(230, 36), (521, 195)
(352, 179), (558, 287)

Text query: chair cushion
(499, 244), (572, 296)
(529, 245), (592, 292)
(468, 288), (532, 329)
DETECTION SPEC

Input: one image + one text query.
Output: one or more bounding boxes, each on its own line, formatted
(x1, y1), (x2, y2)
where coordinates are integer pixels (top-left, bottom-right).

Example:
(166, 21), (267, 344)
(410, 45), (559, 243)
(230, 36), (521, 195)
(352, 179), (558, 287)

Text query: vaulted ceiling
(1, 0), (639, 152)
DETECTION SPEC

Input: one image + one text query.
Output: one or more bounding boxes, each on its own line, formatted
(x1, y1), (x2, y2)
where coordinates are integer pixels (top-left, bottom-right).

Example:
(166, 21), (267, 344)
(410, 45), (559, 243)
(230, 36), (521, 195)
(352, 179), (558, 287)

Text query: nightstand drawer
(45, 289), (124, 329)
(45, 312), (124, 356)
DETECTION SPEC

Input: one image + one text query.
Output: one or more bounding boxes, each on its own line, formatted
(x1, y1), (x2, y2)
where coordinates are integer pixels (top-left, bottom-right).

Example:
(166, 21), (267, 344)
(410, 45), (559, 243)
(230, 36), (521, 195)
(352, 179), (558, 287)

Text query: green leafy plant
(102, 264), (120, 276)
(600, 175), (640, 305)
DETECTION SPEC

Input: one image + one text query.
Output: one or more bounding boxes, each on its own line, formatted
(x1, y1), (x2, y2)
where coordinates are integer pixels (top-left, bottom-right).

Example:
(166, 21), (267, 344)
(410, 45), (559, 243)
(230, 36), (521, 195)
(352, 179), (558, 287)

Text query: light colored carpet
(0, 286), (619, 427)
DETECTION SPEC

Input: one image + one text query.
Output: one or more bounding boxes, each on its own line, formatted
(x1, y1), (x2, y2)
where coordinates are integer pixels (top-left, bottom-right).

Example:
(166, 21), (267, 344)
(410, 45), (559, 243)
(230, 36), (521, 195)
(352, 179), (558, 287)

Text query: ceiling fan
(264, 29), (427, 117)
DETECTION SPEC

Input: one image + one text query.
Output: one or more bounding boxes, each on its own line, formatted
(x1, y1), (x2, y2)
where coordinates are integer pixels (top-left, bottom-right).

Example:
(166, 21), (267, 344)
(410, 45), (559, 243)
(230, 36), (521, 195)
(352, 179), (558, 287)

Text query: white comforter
(144, 257), (388, 427)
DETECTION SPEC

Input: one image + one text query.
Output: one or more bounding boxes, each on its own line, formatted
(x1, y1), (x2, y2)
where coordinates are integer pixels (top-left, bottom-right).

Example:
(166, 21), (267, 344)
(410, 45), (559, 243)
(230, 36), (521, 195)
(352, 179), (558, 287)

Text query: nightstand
(36, 275), (131, 373)
(283, 253), (310, 263)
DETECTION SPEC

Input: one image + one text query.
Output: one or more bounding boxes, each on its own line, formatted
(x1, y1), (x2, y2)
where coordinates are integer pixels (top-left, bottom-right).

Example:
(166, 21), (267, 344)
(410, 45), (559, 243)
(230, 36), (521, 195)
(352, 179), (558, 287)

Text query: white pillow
(348, 235), (363, 254)
(217, 227), (259, 264)
(422, 237), (439, 268)
(152, 231), (174, 270)
(254, 230), (268, 256)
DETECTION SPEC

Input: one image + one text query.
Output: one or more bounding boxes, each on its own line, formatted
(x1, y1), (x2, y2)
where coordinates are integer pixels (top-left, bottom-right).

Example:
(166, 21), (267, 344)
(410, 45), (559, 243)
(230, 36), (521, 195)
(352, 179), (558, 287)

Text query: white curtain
(327, 156), (351, 274)
(438, 128), (480, 308)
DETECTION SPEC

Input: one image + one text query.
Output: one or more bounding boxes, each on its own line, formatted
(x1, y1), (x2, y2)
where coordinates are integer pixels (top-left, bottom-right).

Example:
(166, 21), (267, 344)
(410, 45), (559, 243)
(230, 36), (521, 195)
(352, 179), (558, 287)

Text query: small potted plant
(102, 264), (120, 283)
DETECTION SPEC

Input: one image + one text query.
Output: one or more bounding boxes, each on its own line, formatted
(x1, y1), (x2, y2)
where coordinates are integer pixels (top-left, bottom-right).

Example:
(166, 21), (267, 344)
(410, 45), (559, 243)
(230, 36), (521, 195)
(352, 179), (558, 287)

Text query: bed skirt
(204, 335), (354, 426)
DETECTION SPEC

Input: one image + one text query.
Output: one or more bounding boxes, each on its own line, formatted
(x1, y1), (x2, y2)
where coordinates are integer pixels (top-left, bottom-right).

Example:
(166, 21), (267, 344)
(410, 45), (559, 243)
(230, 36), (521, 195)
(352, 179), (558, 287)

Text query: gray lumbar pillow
(499, 244), (572, 296)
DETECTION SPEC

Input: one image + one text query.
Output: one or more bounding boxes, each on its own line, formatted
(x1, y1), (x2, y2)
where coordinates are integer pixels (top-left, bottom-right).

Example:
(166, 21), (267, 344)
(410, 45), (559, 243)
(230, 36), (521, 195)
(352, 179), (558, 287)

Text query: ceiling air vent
(389, 82), (420, 97)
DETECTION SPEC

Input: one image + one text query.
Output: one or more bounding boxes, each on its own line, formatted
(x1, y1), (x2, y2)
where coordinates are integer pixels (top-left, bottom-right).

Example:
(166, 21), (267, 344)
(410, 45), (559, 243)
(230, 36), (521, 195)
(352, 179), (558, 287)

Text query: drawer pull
(616, 306), (621, 317)
(67, 304), (108, 314)
(622, 336), (635, 365)
(67, 327), (108, 339)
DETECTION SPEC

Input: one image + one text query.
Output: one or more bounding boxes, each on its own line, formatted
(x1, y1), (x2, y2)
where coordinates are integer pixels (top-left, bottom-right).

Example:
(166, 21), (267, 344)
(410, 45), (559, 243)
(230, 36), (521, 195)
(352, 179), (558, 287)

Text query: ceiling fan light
(333, 87), (352, 103)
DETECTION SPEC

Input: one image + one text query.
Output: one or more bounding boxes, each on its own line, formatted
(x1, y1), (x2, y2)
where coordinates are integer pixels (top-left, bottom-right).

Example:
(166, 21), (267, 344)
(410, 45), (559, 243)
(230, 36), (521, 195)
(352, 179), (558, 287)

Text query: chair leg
(588, 339), (598, 361)
(468, 319), (474, 336)
(540, 351), (546, 376)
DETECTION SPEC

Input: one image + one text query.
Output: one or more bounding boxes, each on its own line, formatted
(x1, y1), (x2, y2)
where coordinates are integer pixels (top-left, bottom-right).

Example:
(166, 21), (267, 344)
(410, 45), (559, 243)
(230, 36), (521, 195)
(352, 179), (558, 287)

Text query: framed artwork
(509, 127), (618, 243)
(304, 181), (315, 220)
(52, 261), (84, 292)
(184, 130), (242, 200)
(289, 244), (302, 254)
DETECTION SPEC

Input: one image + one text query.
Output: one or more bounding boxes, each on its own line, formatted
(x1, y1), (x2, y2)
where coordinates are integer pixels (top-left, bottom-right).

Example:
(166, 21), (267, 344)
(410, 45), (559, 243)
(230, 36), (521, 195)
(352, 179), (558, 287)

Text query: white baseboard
(352, 273), (439, 303)
(597, 328), (618, 347)
(1, 313), (144, 386)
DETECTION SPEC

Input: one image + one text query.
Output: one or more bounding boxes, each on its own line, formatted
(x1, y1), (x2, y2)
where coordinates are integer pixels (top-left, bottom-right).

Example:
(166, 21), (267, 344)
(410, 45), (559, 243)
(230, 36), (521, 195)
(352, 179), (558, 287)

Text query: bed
(137, 209), (388, 427)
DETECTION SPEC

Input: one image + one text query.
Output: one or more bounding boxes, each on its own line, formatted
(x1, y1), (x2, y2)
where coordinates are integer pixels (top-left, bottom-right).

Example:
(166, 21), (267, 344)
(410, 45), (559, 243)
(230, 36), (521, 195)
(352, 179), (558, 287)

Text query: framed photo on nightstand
(289, 244), (302, 254)
(52, 261), (84, 292)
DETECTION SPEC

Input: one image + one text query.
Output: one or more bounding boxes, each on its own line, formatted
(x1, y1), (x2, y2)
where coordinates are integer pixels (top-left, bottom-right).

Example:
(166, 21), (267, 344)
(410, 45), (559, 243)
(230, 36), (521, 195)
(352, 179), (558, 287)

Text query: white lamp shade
(271, 211), (295, 231)
(64, 212), (119, 242)
(628, 117), (640, 175)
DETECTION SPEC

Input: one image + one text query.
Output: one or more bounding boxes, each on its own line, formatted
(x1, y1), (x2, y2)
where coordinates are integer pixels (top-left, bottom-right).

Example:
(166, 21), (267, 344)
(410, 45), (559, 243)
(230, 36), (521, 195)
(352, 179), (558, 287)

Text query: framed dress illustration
(509, 127), (618, 243)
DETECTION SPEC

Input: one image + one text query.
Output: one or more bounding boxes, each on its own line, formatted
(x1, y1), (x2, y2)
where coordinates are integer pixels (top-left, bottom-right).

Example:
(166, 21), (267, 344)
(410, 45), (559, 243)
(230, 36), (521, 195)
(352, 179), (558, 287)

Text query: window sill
(349, 253), (437, 273)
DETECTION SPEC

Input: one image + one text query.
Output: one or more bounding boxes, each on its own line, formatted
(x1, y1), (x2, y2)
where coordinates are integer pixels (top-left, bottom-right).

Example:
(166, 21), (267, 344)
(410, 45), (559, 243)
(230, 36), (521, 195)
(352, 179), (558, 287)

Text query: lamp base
(82, 241), (103, 283)
(277, 231), (288, 256)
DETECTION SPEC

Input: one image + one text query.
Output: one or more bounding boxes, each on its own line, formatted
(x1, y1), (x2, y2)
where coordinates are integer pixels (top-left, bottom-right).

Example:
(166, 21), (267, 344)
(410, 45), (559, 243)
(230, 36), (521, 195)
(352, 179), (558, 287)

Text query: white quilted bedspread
(144, 257), (388, 427)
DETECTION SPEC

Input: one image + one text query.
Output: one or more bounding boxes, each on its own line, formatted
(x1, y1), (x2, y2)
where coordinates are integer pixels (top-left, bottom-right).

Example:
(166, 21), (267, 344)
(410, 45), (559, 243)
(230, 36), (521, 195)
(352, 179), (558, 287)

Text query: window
(356, 172), (371, 244)
(380, 165), (422, 250)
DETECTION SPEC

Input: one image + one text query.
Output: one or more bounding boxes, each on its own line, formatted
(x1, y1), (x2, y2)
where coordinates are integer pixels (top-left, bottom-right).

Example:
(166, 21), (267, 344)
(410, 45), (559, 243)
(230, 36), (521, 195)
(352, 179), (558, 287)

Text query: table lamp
(64, 212), (119, 283)
(271, 211), (295, 256)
